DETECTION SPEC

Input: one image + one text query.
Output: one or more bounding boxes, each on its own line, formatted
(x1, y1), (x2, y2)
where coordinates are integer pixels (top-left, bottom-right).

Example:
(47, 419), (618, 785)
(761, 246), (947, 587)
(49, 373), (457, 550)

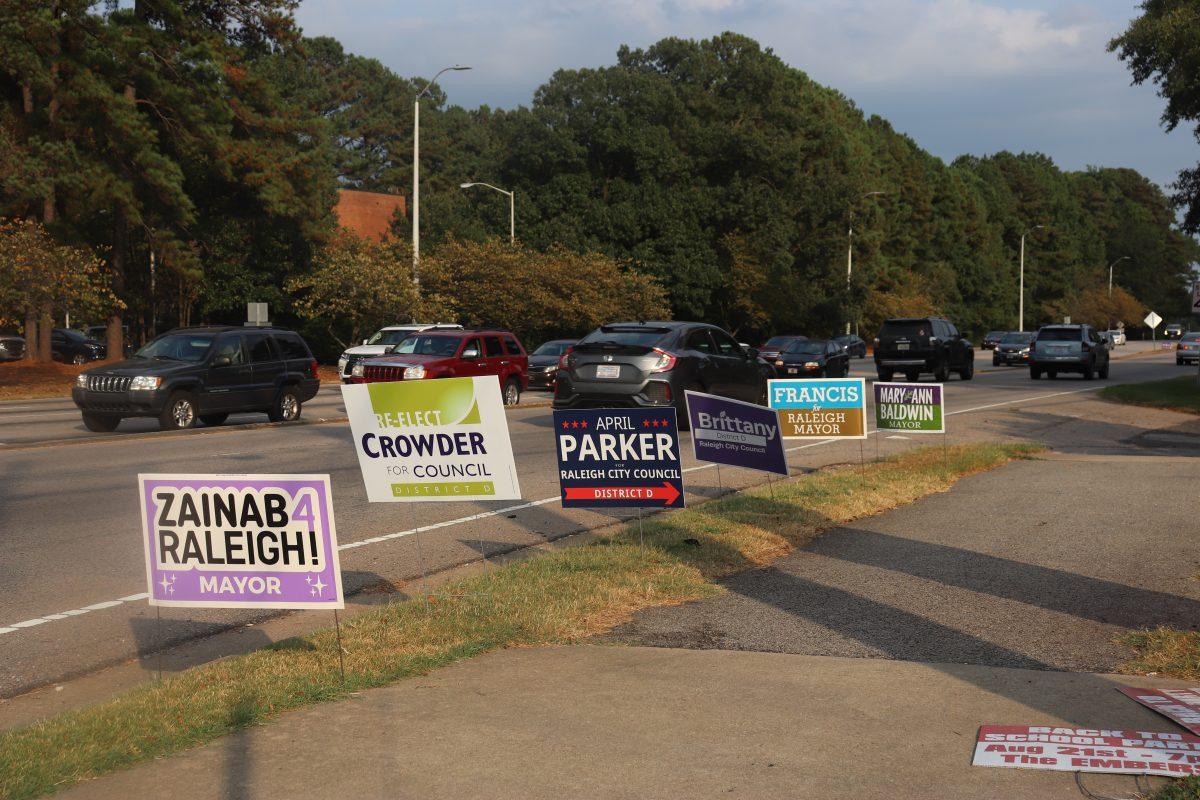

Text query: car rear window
(879, 321), (931, 338)
(1037, 328), (1083, 342)
(1182, 332), (1200, 342)
(578, 328), (671, 348)
(391, 335), (461, 356)
(274, 333), (311, 360)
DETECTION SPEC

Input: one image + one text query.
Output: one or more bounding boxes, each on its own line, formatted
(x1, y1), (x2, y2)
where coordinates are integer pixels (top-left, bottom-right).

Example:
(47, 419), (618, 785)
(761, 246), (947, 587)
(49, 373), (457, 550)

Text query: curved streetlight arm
(417, 65), (471, 100)
(460, 182), (513, 198)
(460, 182), (515, 244)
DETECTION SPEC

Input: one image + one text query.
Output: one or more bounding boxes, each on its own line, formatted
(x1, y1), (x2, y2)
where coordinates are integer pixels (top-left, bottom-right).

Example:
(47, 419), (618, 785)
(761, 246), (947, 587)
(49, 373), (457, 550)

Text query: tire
(502, 378), (521, 407)
(992, 358), (1000, 367)
(268, 387), (302, 422)
(200, 413), (229, 427)
(1030, 367), (1041, 380)
(1082, 361), (1094, 381)
(1048, 370), (1058, 380)
(81, 412), (120, 432)
(960, 361), (974, 381)
(905, 371), (919, 382)
(877, 369), (893, 382)
(1099, 359), (1110, 379)
(159, 391), (198, 430)
(934, 360), (950, 382)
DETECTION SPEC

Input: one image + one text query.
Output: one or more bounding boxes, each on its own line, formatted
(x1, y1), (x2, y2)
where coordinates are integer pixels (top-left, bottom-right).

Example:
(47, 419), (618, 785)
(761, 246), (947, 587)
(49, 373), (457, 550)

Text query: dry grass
(0, 361), (87, 400)
(1117, 627), (1200, 681)
(0, 441), (1041, 800)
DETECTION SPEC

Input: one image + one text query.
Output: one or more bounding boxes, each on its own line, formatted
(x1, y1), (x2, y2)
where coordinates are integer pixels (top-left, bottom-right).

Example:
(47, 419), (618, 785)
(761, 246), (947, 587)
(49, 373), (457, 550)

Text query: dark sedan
(773, 339), (850, 378)
(757, 335), (807, 363)
(832, 334), (867, 358)
(527, 339), (576, 390)
(981, 331), (1007, 350)
(553, 321), (771, 427)
(992, 331), (1035, 366)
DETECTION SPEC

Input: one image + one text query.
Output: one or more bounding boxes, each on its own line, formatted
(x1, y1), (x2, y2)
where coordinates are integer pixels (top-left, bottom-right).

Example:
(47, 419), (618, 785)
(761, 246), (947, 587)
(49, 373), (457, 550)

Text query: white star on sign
(312, 577), (327, 596)
(159, 576), (171, 594)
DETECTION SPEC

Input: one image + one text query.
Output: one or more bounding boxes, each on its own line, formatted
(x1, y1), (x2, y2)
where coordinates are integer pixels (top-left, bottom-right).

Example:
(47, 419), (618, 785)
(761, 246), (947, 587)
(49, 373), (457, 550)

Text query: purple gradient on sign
(142, 478), (340, 606)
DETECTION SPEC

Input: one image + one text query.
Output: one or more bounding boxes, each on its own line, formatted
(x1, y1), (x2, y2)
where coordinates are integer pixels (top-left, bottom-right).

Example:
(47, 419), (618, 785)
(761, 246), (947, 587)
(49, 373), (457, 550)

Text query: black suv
(553, 321), (772, 426)
(873, 317), (975, 382)
(72, 326), (320, 432)
(52, 328), (106, 364)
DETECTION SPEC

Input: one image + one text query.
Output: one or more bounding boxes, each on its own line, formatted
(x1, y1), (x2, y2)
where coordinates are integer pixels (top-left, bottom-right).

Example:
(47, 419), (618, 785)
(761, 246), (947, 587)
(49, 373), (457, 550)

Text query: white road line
(0, 383), (1102, 636)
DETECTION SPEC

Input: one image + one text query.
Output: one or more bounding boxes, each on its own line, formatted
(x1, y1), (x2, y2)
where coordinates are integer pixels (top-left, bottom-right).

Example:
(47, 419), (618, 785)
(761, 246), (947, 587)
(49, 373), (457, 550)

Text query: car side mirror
(462, 348), (480, 360)
(362, 339), (369, 346)
(746, 347), (760, 360)
(212, 356), (232, 367)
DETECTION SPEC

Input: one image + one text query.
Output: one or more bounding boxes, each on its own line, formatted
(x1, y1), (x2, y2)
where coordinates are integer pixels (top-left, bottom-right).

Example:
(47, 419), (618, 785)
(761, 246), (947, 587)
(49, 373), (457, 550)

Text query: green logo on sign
(367, 377), (481, 428)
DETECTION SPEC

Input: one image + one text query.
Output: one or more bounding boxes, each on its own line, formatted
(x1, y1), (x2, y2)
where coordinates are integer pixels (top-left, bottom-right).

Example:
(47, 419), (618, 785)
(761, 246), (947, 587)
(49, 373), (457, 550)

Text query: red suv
(348, 329), (529, 405)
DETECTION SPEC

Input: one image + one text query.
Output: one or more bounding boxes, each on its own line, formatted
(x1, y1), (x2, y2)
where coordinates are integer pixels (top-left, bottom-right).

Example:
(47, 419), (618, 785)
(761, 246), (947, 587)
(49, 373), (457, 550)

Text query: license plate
(595, 364), (621, 379)
(897, 343), (910, 351)
(788, 368), (798, 374)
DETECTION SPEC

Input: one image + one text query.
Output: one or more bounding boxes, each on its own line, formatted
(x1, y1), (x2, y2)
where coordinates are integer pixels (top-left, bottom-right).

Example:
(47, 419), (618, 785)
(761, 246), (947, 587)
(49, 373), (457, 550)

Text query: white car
(337, 324), (462, 381)
(1106, 329), (1126, 346)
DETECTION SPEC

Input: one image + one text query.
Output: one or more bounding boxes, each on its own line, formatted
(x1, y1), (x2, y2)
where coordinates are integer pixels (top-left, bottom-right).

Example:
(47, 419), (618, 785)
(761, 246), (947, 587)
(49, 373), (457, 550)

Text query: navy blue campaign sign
(684, 391), (788, 476)
(554, 407), (685, 508)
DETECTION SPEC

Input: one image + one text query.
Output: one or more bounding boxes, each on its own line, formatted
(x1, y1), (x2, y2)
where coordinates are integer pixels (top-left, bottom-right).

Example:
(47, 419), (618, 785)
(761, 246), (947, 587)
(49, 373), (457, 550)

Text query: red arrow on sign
(564, 482), (681, 506)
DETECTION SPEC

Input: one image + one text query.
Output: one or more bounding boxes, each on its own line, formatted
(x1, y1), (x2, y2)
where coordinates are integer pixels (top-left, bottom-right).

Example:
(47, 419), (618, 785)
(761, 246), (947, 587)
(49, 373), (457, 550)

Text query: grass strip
(1099, 375), (1200, 415)
(1117, 627), (1200, 680)
(1146, 777), (1200, 799)
(0, 441), (1042, 800)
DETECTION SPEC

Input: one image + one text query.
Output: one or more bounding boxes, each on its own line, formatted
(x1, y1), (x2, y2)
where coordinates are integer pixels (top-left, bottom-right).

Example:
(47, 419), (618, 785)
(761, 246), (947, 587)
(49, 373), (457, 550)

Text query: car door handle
(500, 360), (510, 365)
(477, 362), (487, 367)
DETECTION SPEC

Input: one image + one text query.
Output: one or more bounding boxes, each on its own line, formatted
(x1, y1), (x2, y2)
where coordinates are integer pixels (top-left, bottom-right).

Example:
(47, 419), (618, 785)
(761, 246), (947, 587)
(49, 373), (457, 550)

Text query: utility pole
(1018, 225), (1044, 332)
(846, 191), (887, 336)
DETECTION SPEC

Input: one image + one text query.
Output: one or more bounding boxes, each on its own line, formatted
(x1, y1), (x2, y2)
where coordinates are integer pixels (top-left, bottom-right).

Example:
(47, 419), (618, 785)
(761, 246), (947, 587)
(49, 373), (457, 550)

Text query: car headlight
(351, 363), (365, 377)
(130, 376), (162, 391)
(1019, 348), (1029, 354)
(75, 374), (88, 388)
(403, 365), (426, 380)
(774, 359), (784, 367)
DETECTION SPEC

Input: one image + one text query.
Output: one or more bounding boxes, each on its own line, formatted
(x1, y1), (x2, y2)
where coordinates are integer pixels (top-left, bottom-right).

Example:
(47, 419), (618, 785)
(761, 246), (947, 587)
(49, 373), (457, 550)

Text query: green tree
(1111, 1), (1200, 233)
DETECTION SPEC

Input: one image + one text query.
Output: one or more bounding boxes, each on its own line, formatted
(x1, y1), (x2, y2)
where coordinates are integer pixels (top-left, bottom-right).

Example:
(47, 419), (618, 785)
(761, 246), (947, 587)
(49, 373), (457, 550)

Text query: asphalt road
(0, 342), (1183, 696)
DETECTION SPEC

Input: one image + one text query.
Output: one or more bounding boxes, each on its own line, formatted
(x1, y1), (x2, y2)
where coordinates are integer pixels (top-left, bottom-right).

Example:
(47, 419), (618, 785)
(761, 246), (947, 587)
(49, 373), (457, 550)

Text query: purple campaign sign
(684, 391), (789, 476)
(139, 474), (344, 610)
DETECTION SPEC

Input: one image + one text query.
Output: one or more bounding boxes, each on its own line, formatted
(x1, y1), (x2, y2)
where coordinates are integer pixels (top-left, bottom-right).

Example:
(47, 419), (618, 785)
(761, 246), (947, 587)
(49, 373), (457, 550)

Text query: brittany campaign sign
(873, 382), (945, 433)
(342, 376), (521, 502)
(768, 378), (867, 439)
(139, 474), (343, 609)
(554, 407), (685, 508)
(685, 390), (788, 476)
(972, 725), (1200, 777)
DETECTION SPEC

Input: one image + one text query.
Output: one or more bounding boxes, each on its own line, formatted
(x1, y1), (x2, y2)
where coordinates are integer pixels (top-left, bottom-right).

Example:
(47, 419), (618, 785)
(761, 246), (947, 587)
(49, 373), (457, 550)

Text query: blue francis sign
(685, 391), (788, 476)
(554, 407), (685, 508)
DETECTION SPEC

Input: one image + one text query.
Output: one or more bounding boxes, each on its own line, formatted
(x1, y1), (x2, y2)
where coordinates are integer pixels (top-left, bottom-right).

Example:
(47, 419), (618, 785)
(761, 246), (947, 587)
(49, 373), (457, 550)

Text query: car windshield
(366, 329), (415, 346)
(1037, 328), (1082, 342)
(880, 321), (930, 338)
(135, 334), (214, 362)
(1000, 332), (1034, 344)
(786, 341), (827, 355)
(390, 335), (461, 356)
(578, 328), (669, 348)
(763, 336), (799, 348)
(533, 341), (572, 356)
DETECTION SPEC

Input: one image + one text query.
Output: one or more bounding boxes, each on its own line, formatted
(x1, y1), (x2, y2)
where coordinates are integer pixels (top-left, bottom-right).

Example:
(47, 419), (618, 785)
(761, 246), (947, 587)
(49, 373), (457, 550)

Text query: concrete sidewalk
(61, 645), (1188, 800)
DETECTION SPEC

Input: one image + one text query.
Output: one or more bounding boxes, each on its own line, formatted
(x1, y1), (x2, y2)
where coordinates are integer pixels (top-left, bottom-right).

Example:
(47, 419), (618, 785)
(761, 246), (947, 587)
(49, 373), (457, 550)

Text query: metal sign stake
(333, 610), (346, 682)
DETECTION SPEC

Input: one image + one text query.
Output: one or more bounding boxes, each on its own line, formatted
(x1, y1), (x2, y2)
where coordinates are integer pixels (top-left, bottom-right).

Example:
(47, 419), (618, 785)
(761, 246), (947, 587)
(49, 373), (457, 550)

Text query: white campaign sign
(973, 726), (1200, 777)
(1145, 311), (1163, 329)
(342, 377), (521, 503)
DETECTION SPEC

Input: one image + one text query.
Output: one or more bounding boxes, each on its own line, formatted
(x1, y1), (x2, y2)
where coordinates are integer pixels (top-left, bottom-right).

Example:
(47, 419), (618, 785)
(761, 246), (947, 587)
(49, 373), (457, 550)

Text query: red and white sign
(1119, 687), (1200, 736)
(563, 483), (681, 505)
(973, 725), (1200, 777)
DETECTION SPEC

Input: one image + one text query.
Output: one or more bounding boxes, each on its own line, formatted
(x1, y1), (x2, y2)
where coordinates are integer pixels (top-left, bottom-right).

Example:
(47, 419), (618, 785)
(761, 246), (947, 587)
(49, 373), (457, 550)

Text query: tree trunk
(23, 310), (38, 362)
(37, 307), (52, 362)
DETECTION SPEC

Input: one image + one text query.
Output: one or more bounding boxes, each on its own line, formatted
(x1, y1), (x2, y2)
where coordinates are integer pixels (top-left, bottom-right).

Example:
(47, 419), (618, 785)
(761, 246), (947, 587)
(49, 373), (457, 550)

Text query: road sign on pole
(1144, 310), (1162, 341)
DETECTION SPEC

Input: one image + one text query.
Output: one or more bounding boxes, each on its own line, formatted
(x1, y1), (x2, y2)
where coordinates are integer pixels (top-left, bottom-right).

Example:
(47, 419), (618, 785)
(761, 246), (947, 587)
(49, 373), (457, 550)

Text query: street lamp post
(1108, 256), (1131, 297)
(460, 182), (515, 243)
(846, 191), (886, 335)
(412, 65), (471, 290)
(1018, 225), (1044, 332)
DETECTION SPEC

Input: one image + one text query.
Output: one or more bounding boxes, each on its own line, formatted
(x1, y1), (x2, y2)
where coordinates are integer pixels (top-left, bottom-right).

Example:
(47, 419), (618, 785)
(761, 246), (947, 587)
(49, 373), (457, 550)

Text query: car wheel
(1082, 361), (1094, 381)
(71, 354), (87, 365)
(200, 413), (229, 427)
(934, 360), (950, 382)
(877, 369), (893, 382)
(960, 361), (974, 381)
(905, 371), (919, 382)
(1030, 367), (1041, 380)
(81, 412), (120, 432)
(268, 387), (302, 422)
(159, 392), (198, 430)
(1048, 370), (1058, 380)
(992, 358), (1000, 366)
(1099, 359), (1110, 379)
(502, 378), (521, 407)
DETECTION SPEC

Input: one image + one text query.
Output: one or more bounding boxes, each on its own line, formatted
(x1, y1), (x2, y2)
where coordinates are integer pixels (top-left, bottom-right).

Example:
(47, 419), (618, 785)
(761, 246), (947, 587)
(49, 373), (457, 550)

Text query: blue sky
(296, 0), (1195, 192)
